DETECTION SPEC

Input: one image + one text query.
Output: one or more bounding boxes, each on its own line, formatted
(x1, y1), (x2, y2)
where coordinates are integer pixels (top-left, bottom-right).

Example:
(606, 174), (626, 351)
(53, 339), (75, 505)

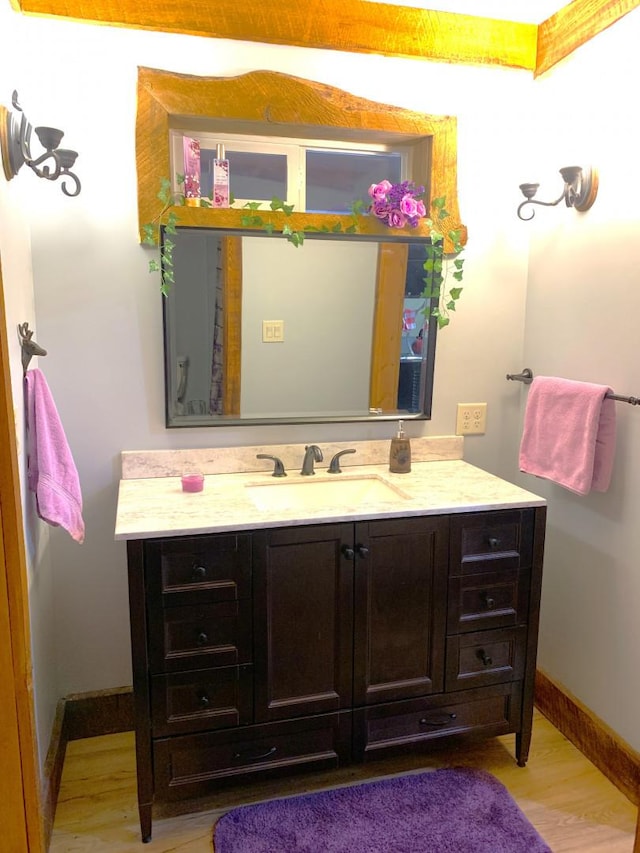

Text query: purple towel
(519, 376), (616, 496)
(25, 369), (85, 543)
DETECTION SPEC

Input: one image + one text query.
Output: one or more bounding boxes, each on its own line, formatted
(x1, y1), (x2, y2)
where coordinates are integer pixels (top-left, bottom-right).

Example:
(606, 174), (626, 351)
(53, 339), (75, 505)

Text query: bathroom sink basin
(245, 474), (410, 512)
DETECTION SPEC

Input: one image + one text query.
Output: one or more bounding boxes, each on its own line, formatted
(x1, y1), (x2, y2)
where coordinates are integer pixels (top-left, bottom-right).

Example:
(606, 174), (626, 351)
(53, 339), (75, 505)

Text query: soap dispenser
(389, 419), (411, 474)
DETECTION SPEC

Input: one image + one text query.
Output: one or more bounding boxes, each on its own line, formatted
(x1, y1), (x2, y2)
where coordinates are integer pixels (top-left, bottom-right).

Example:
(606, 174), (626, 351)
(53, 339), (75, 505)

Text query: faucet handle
(328, 449), (356, 474)
(256, 454), (287, 477)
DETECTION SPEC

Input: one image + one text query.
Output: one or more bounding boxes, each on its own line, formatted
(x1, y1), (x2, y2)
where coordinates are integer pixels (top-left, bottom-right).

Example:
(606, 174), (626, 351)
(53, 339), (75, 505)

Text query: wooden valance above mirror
(135, 66), (466, 250)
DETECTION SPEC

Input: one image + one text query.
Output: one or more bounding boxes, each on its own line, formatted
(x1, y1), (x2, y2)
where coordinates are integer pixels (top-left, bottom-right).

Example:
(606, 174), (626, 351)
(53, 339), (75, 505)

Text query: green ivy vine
(142, 181), (465, 329)
(420, 196), (465, 329)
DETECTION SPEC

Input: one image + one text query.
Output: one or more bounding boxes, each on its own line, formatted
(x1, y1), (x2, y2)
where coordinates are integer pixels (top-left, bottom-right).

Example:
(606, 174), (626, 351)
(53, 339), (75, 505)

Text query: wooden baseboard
(62, 686), (134, 741)
(535, 669), (640, 806)
(41, 699), (68, 850)
(42, 686), (134, 843)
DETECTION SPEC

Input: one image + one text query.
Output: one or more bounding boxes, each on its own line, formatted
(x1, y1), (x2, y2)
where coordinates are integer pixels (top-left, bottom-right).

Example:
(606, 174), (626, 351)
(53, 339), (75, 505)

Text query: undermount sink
(245, 474), (410, 512)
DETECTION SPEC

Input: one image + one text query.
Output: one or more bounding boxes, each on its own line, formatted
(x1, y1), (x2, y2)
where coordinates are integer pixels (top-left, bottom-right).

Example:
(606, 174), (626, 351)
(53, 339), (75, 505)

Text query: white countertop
(114, 460), (546, 541)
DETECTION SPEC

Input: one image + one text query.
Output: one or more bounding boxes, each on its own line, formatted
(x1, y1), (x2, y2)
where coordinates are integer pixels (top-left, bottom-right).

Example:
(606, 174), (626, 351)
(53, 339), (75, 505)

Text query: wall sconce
(517, 166), (597, 221)
(0, 91), (81, 197)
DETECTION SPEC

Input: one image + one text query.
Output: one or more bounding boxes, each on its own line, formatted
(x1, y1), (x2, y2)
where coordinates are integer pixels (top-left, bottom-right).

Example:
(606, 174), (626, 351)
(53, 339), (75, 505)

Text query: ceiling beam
(11, 0), (538, 71)
(536, 0), (640, 76)
(9, 0), (640, 76)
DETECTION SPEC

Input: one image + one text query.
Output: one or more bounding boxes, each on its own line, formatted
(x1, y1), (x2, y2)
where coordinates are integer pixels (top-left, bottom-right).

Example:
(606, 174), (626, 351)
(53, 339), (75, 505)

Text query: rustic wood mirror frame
(135, 66), (465, 247)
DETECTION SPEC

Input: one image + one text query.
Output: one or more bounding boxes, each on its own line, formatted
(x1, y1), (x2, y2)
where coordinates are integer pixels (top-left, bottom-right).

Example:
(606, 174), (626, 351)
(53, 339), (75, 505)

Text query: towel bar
(506, 368), (640, 406)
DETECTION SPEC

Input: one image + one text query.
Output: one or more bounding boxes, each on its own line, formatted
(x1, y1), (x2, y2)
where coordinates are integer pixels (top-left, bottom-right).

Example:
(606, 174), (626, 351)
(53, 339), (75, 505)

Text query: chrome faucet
(300, 444), (323, 476)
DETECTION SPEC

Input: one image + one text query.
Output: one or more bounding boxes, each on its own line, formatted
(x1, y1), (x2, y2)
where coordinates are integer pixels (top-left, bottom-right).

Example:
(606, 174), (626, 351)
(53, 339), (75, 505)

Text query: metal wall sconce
(0, 91), (81, 196)
(517, 166), (598, 221)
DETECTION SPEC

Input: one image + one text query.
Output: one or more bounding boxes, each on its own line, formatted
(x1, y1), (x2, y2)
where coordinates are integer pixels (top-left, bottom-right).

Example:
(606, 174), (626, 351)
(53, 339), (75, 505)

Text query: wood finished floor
(50, 710), (637, 852)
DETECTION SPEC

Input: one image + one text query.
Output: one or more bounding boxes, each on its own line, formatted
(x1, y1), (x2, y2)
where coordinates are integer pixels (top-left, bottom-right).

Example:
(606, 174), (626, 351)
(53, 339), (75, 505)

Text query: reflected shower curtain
(209, 244), (224, 414)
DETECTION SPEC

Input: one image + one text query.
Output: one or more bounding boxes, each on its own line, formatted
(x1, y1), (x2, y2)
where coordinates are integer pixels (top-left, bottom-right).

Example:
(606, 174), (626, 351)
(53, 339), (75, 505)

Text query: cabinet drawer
(151, 665), (253, 736)
(145, 534), (251, 606)
(450, 510), (534, 576)
(353, 683), (521, 760)
(148, 600), (252, 673)
(445, 627), (526, 691)
(447, 569), (530, 633)
(153, 712), (352, 801)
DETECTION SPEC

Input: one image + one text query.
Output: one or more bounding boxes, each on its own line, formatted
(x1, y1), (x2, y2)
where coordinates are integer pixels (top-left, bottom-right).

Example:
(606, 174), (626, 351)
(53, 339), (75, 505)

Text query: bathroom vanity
(115, 439), (546, 842)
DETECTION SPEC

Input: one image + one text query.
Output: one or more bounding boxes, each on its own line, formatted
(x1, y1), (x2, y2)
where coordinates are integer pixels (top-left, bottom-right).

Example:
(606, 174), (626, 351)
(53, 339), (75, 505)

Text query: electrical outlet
(456, 403), (487, 435)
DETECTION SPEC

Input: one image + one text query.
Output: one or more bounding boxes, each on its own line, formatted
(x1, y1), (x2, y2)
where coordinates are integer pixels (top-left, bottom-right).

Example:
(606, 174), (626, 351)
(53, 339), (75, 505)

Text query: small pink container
(181, 473), (204, 493)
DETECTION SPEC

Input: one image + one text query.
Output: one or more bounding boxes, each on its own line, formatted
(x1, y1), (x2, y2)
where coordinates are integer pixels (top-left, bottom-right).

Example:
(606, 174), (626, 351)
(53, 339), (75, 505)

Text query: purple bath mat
(213, 767), (551, 852)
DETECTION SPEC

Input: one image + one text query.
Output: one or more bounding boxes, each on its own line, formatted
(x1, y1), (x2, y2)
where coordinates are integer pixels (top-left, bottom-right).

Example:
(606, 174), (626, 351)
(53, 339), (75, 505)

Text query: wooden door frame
(369, 242), (408, 411)
(0, 257), (45, 852)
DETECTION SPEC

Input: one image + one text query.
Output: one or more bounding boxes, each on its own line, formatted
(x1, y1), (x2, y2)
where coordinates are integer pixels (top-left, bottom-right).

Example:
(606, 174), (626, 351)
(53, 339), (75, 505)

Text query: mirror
(163, 228), (438, 427)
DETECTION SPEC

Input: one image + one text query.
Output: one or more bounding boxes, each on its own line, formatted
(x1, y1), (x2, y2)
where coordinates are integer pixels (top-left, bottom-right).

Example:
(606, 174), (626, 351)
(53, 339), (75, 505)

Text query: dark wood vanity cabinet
(126, 506), (545, 842)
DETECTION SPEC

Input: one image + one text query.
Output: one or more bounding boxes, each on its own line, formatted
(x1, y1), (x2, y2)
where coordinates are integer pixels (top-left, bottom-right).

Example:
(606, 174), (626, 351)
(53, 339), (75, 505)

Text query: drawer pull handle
(198, 694), (210, 708)
(487, 537), (500, 550)
(419, 713), (457, 727)
(341, 545), (355, 560)
(233, 746), (277, 762)
(477, 649), (493, 666)
(192, 565), (207, 580)
(356, 544), (370, 558)
(196, 632), (209, 646)
(483, 594), (496, 609)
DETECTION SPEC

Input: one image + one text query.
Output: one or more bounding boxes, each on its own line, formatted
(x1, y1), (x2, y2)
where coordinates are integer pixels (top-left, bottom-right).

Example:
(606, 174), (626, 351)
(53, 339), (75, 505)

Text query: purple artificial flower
(367, 180), (426, 229)
(387, 209), (407, 228)
(400, 193), (419, 218)
(371, 199), (391, 221)
(368, 180), (393, 202)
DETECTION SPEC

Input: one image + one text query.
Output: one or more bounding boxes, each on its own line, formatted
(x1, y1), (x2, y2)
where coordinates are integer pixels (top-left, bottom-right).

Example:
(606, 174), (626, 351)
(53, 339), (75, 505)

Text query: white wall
(241, 238), (377, 417)
(0, 14), (57, 768)
(515, 9), (640, 751)
(2, 2), (537, 767)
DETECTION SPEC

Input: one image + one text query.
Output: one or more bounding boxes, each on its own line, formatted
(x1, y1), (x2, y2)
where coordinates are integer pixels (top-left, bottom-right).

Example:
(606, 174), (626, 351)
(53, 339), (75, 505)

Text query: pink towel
(25, 369), (85, 543)
(519, 376), (616, 496)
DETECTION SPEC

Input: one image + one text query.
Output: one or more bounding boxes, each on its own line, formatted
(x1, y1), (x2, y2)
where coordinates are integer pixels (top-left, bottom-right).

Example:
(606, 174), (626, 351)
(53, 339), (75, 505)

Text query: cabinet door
(353, 516), (449, 706)
(253, 524), (354, 723)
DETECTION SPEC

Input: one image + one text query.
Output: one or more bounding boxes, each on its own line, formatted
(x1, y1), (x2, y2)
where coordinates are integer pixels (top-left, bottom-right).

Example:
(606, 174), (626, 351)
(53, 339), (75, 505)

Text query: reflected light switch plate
(262, 320), (284, 342)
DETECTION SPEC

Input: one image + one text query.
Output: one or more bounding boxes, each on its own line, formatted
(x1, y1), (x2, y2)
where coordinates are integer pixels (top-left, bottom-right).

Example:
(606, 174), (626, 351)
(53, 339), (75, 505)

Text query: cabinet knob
(341, 545), (355, 560)
(487, 537), (500, 550)
(356, 544), (370, 558)
(477, 649), (493, 666)
(192, 565), (207, 580)
(419, 713), (457, 727)
(198, 693), (210, 708)
(483, 593), (496, 609)
(196, 632), (209, 646)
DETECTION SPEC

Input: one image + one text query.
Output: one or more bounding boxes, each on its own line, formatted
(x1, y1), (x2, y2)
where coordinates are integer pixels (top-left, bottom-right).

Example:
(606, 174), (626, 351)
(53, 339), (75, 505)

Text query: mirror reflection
(162, 228), (437, 427)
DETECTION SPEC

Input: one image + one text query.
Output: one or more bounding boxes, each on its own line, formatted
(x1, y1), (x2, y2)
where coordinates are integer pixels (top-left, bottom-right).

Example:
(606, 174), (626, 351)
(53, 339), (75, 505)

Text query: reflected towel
(519, 376), (616, 496)
(25, 369), (85, 543)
